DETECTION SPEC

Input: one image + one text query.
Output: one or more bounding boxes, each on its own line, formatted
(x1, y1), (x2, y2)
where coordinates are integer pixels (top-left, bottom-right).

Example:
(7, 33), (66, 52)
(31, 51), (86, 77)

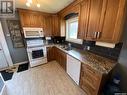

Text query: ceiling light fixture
(26, 0), (40, 8)
(37, 3), (40, 8)
(36, 0), (40, 8)
(28, 0), (32, 4)
(26, 2), (31, 7)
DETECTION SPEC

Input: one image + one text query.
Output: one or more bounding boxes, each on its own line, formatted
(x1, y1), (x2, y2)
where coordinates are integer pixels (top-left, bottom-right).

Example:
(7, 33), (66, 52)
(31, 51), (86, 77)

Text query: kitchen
(0, 0), (127, 95)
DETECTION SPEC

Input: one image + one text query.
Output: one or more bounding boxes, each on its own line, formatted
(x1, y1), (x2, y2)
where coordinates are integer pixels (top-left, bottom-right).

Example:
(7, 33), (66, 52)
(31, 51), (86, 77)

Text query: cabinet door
(54, 47), (60, 63)
(19, 12), (31, 27)
(52, 15), (60, 36)
(78, 0), (90, 39)
(59, 50), (67, 71)
(47, 47), (55, 62)
(19, 11), (42, 27)
(30, 13), (42, 27)
(43, 16), (52, 37)
(86, 0), (106, 40)
(80, 63), (102, 95)
(98, 0), (126, 43)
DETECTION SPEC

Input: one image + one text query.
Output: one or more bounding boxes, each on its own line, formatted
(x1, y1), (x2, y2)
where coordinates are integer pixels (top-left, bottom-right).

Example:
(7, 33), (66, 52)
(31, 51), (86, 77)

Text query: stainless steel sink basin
(58, 45), (72, 51)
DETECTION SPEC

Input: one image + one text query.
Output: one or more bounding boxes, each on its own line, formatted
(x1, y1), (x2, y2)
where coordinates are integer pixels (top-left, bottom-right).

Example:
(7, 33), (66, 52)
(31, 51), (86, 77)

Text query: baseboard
(14, 61), (29, 66)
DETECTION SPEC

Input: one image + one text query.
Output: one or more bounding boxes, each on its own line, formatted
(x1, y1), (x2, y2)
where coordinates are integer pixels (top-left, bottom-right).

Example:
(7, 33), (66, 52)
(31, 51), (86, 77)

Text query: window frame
(66, 17), (83, 44)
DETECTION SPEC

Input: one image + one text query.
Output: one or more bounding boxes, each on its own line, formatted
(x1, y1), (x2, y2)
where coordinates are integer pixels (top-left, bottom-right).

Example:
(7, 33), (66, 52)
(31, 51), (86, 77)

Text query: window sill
(66, 38), (83, 44)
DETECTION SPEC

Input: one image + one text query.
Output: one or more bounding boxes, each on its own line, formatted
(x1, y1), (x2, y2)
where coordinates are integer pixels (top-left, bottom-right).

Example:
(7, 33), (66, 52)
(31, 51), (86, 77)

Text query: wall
(0, 12), (28, 64)
(89, 43), (123, 61)
(116, 20), (127, 92)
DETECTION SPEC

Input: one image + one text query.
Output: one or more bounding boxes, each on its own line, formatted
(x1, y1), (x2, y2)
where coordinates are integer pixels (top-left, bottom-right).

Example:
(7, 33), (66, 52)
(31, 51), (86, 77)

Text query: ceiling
(15, 0), (74, 13)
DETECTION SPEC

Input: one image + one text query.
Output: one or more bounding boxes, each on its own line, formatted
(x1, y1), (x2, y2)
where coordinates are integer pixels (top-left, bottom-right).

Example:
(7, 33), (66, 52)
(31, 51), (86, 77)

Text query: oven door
(27, 47), (47, 61)
(32, 49), (44, 59)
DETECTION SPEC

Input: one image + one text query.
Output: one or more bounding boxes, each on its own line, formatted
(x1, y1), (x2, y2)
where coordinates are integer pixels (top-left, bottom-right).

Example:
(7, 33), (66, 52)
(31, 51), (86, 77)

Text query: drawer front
(83, 71), (100, 89)
(80, 80), (97, 95)
(80, 63), (102, 95)
(82, 64), (101, 81)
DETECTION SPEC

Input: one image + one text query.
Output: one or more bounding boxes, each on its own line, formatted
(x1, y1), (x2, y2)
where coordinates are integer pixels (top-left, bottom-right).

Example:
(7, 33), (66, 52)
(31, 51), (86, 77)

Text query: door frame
(0, 21), (13, 67)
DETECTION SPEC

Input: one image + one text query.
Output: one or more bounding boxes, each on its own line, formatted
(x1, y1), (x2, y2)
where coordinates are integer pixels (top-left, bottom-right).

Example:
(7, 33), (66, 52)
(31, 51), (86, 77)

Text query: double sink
(57, 44), (72, 51)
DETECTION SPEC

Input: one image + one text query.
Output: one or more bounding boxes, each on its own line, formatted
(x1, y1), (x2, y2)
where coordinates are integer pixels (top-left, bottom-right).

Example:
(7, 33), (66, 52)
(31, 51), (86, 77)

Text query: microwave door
(25, 31), (40, 38)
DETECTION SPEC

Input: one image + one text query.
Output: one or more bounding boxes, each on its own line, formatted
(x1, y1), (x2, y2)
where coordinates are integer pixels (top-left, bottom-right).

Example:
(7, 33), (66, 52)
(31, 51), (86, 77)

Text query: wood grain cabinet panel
(43, 16), (52, 37)
(54, 47), (67, 71)
(86, 0), (106, 40)
(98, 0), (126, 43)
(18, 9), (61, 37)
(80, 63), (103, 95)
(18, 10), (42, 28)
(19, 11), (31, 27)
(78, 0), (126, 43)
(78, 0), (90, 39)
(52, 15), (60, 36)
(47, 47), (55, 62)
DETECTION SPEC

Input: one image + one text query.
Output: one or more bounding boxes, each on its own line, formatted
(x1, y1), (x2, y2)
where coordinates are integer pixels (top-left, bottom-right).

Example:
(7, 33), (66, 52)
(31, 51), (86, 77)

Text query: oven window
(32, 50), (44, 59)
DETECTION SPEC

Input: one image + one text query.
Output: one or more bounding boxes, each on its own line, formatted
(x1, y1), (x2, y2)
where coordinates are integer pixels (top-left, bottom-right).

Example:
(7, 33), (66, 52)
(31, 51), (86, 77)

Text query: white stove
(26, 39), (44, 48)
(27, 46), (47, 67)
(24, 27), (47, 67)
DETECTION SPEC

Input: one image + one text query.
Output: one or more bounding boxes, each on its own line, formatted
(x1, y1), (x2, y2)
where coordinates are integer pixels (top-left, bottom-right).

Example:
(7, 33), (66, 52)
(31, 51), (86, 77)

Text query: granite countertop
(46, 44), (117, 74)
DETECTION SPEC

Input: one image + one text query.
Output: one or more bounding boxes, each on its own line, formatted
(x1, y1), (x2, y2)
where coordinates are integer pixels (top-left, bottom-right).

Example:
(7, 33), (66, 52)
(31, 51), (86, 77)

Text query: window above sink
(66, 17), (83, 44)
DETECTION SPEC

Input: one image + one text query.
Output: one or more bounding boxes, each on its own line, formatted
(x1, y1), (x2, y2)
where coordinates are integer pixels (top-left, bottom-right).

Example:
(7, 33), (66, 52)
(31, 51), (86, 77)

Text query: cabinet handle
(94, 32), (97, 39)
(97, 32), (101, 39)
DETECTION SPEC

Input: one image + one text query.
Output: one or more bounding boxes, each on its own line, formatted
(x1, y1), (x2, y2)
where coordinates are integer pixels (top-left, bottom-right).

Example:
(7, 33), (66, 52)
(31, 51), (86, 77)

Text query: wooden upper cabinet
(98, 0), (126, 43)
(19, 11), (31, 27)
(44, 15), (60, 37)
(86, 0), (106, 40)
(43, 16), (52, 37)
(78, 0), (126, 43)
(58, 1), (81, 18)
(18, 9), (61, 37)
(18, 10), (42, 27)
(30, 13), (42, 27)
(52, 15), (60, 36)
(78, 0), (90, 39)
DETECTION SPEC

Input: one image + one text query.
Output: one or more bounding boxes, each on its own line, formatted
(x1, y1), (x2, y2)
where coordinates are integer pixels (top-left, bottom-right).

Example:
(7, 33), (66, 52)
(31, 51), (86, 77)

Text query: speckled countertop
(46, 44), (117, 74)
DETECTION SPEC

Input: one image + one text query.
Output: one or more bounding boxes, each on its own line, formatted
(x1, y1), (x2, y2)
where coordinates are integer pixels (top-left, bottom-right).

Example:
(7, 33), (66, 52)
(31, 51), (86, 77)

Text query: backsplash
(51, 36), (66, 44)
(66, 40), (123, 61)
(89, 43), (123, 61)
(49, 37), (122, 61)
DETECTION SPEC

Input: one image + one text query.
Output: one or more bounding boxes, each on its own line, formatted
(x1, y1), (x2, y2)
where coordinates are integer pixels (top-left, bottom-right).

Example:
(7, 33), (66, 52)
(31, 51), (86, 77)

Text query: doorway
(0, 21), (13, 70)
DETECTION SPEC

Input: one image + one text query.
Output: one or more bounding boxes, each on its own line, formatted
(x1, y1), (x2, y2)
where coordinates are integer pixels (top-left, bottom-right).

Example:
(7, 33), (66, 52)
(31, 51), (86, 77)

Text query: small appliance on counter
(23, 27), (47, 67)
(45, 37), (52, 45)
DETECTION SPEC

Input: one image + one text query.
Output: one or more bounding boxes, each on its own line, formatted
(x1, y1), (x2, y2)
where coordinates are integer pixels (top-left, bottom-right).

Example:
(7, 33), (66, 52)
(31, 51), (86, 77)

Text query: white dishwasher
(67, 55), (81, 85)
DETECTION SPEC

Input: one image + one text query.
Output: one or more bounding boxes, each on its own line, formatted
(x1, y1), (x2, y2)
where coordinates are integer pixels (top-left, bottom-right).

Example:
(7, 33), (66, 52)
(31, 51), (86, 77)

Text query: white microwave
(23, 27), (44, 38)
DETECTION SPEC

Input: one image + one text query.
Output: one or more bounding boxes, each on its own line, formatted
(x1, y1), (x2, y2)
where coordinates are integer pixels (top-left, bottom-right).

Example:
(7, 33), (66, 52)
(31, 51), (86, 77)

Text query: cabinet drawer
(80, 80), (96, 95)
(82, 64), (101, 80)
(83, 71), (100, 89)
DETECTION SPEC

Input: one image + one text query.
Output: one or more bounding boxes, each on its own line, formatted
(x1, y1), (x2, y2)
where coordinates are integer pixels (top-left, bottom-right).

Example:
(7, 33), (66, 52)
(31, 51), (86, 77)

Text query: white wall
(0, 21), (13, 67)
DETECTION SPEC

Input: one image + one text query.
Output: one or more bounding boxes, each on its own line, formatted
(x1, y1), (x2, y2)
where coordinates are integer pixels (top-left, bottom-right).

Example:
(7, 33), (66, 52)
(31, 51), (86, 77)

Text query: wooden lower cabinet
(47, 47), (55, 62)
(55, 47), (67, 71)
(80, 63), (105, 95)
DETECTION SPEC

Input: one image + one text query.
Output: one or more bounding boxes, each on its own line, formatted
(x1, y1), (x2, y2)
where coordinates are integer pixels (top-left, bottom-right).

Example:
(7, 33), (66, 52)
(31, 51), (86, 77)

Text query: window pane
(68, 21), (78, 39)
